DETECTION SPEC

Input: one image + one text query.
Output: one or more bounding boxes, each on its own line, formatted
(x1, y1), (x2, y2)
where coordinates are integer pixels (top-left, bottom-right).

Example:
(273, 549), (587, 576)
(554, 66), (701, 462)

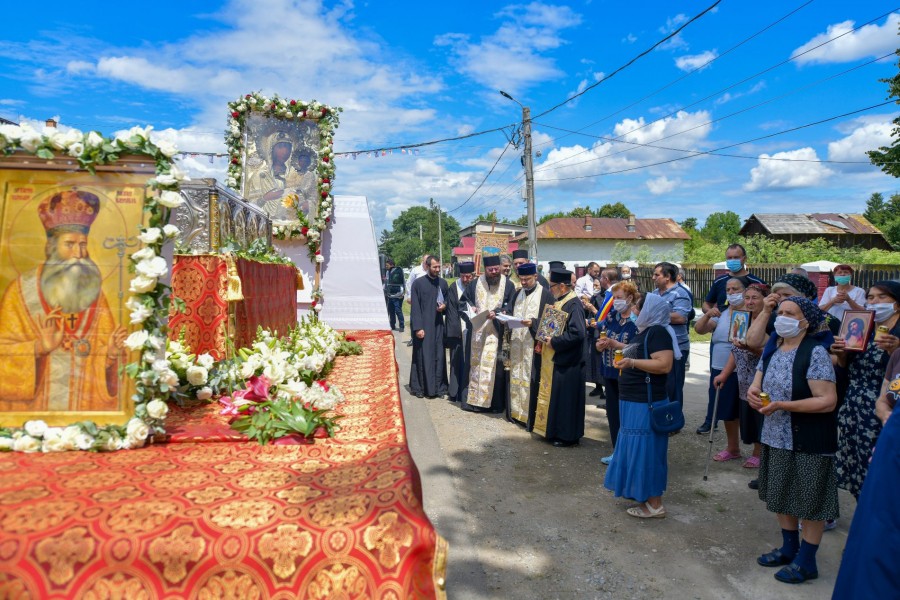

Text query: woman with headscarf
(695, 277), (747, 463)
(747, 296), (838, 584)
(604, 293), (678, 519)
(831, 281), (900, 500)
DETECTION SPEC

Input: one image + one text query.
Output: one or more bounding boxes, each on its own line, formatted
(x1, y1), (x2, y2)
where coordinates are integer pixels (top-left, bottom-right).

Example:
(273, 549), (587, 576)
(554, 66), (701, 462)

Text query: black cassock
(409, 275), (450, 397)
(546, 295), (587, 443)
(537, 273), (550, 290)
(516, 284), (556, 430)
(444, 280), (471, 403)
(461, 277), (516, 413)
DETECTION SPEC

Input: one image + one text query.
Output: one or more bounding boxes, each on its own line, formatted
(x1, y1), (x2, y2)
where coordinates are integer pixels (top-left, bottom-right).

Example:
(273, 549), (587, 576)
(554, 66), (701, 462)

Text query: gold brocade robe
(466, 274), (508, 408)
(508, 287), (543, 424)
(0, 272), (119, 412)
(533, 291), (575, 438)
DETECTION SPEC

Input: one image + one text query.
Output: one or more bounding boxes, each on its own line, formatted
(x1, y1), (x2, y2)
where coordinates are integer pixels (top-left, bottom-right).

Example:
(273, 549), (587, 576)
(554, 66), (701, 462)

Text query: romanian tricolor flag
(597, 290), (614, 323)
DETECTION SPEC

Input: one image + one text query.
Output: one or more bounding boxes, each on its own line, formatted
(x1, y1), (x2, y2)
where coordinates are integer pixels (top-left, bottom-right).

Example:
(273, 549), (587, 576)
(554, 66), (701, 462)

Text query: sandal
(626, 502), (666, 519)
(757, 548), (794, 567)
(713, 450), (742, 462)
(774, 563), (818, 584)
(742, 456), (760, 468)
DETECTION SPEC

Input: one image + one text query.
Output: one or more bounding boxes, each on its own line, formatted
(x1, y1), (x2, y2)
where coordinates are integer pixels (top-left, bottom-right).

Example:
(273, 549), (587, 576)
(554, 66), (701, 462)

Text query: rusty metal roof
(741, 213), (884, 236)
(522, 217), (689, 241)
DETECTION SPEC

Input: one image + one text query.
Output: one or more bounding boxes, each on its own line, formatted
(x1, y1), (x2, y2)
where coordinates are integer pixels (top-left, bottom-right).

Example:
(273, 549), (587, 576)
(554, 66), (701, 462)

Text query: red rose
(322, 156), (329, 163)
(322, 178), (330, 184)
(301, 226), (309, 235)
(321, 191), (328, 198)
(231, 158), (239, 164)
(315, 250), (321, 255)
(311, 300), (317, 307)
(301, 110), (307, 118)
(245, 94), (251, 98)
(320, 108), (327, 116)
(290, 99), (297, 106)
(231, 111), (240, 118)
(270, 103), (276, 110)
(325, 217), (330, 223)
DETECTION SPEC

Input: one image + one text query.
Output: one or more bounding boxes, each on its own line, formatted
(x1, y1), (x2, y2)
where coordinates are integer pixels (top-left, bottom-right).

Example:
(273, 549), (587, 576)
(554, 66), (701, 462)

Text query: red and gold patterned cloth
(0, 331), (448, 599)
(167, 255), (297, 359)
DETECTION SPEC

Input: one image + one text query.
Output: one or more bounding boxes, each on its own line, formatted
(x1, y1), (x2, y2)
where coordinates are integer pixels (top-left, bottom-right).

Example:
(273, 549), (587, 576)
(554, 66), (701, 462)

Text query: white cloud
(646, 176), (679, 195)
(792, 13), (900, 65)
(827, 120), (893, 171)
(715, 80), (766, 106)
(622, 33), (637, 44)
(674, 50), (718, 72)
(744, 148), (833, 191)
(436, 3), (582, 95)
(65, 60), (94, 75)
(657, 14), (690, 51)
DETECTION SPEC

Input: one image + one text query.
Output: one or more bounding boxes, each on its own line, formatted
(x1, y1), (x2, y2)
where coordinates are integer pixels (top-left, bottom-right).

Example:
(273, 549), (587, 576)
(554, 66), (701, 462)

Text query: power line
(535, 7), (900, 174)
(446, 142), (513, 213)
(532, 51), (895, 174)
(540, 100), (895, 182)
(533, 1), (722, 119)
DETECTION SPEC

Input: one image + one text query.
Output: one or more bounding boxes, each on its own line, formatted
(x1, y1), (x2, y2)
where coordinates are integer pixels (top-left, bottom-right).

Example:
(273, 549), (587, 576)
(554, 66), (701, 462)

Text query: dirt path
(394, 332), (854, 599)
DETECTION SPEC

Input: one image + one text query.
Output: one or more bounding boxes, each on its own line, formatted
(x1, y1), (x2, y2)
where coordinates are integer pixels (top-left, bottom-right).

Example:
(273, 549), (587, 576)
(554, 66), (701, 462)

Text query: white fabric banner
(275, 195), (390, 331)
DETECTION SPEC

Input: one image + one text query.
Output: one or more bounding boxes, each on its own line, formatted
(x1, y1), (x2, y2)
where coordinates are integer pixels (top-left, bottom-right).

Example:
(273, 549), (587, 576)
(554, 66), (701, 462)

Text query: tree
(868, 43), (900, 177)
(863, 192), (900, 249)
(610, 241), (632, 263)
(700, 211), (742, 244)
(596, 202), (632, 218)
(381, 204), (461, 268)
(680, 217), (699, 231)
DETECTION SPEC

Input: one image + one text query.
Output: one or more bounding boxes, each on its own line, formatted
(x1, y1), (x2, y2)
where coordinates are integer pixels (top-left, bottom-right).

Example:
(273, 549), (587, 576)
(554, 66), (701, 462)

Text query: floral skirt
(758, 445), (839, 521)
(604, 399), (668, 502)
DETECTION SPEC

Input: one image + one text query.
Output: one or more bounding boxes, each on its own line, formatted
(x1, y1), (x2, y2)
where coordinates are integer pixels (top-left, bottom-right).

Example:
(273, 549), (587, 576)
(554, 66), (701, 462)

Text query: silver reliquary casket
(170, 178), (273, 252)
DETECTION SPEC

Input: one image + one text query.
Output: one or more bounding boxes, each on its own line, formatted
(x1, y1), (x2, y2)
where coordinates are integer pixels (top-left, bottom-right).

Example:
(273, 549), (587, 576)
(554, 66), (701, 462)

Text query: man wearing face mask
(703, 244), (766, 312)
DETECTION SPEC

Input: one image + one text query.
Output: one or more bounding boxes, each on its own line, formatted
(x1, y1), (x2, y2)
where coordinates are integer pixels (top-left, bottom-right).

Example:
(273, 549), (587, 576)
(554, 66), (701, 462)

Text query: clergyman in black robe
(539, 268), (587, 447)
(445, 261), (475, 403)
(409, 257), (450, 398)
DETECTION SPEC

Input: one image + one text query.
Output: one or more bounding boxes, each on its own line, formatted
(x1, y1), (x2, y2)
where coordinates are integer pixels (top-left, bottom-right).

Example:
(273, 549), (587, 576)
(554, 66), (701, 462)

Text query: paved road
(392, 331), (854, 599)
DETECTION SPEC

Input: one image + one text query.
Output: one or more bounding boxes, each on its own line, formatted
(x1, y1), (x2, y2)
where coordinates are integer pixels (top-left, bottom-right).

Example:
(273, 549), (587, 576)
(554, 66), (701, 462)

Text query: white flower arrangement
(0, 123), (186, 452)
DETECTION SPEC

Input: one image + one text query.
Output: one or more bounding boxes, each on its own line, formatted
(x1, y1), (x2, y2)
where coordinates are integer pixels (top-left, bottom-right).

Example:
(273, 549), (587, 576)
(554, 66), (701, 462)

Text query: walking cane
(703, 386), (721, 481)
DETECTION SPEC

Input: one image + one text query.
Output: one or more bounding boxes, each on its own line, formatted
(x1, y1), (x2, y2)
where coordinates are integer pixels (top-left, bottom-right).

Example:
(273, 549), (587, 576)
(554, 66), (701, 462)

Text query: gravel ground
(394, 331), (855, 600)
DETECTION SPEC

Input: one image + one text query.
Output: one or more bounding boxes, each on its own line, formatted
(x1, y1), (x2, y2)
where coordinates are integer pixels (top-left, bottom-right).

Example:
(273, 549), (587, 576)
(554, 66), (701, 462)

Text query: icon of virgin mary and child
(244, 129), (318, 222)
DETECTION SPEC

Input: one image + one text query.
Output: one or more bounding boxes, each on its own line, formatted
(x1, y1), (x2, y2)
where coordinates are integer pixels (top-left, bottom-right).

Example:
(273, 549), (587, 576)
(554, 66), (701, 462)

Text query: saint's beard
(40, 251), (102, 314)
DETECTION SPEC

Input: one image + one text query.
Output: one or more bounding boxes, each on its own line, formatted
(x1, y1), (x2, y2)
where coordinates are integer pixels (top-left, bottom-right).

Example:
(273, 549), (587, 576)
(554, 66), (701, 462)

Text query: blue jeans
(386, 296), (404, 330)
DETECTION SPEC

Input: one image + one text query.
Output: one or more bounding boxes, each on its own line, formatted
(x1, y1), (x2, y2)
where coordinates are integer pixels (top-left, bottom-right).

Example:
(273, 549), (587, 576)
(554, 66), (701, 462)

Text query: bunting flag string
(175, 148), (422, 162)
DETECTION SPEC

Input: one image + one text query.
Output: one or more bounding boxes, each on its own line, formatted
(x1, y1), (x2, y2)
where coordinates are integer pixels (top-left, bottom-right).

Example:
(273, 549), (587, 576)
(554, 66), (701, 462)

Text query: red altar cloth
(168, 255), (297, 359)
(0, 331), (447, 599)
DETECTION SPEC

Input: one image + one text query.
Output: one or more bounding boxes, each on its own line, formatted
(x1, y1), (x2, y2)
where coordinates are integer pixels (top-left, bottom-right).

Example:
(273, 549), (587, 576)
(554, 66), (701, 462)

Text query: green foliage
(700, 211), (742, 244)
(596, 202), (632, 218)
(610, 241), (632, 263)
(868, 48), (900, 178)
(863, 192), (900, 249)
(685, 234), (900, 264)
(220, 238), (294, 265)
(634, 245), (654, 263)
(231, 400), (341, 445)
(537, 202), (633, 224)
(381, 203), (461, 268)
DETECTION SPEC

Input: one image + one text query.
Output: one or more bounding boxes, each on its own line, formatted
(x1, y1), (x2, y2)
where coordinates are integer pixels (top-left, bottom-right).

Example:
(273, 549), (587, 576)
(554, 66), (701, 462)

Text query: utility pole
(500, 91), (537, 263)
(419, 223), (423, 241)
(434, 199), (443, 273)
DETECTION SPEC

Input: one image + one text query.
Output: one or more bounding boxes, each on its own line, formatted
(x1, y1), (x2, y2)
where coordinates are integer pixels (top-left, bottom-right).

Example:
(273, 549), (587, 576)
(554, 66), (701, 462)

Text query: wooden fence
(630, 263), (900, 305)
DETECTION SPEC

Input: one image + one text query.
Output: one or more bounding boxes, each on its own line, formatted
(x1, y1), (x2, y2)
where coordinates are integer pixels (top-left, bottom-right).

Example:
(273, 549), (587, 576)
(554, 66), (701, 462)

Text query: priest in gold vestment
(0, 191), (128, 412)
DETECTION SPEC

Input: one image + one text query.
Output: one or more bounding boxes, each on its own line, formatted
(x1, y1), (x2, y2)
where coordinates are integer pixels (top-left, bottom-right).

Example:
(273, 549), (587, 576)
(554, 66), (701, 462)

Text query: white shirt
(405, 264), (427, 300)
(820, 285), (866, 321)
(575, 274), (596, 299)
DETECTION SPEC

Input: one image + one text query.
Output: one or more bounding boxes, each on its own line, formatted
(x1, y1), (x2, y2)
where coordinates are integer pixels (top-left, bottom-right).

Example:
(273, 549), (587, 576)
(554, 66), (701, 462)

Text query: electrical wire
(446, 142), (514, 213)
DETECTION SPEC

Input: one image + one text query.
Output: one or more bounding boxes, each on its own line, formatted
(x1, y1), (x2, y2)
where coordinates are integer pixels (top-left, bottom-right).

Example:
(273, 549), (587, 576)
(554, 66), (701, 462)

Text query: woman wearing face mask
(819, 265), (865, 322)
(695, 278), (747, 462)
(747, 297), (838, 584)
(831, 281), (900, 500)
(714, 283), (770, 471)
(595, 281), (640, 466)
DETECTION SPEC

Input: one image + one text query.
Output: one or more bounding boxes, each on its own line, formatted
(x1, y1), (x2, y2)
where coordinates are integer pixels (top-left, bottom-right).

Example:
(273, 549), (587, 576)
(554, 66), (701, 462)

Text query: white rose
(129, 275), (157, 294)
(315, 254), (324, 263)
(138, 228), (162, 244)
(85, 131), (104, 148)
(196, 353), (215, 370)
(0, 124), (22, 142)
(186, 365), (208, 386)
(196, 387), (213, 401)
(24, 420), (48, 437)
(102, 433), (121, 452)
(151, 359), (171, 373)
(157, 190), (184, 208)
(19, 129), (42, 152)
(148, 335), (165, 351)
(161, 370), (179, 387)
(154, 173), (176, 186)
(129, 125), (153, 139)
(126, 418), (150, 442)
(13, 435), (41, 452)
(146, 399), (169, 419)
(0, 437), (14, 450)
(225, 177), (237, 188)
(129, 303), (153, 324)
(169, 165), (188, 182)
(67, 142), (85, 157)
(163, 224), (180, 238)
(42, 436), (69, 452)
(240, 360), (256, 379)
(135, 256), (168, 279)
(48, 130), (69, 150)
(139, 370), (156, 385)
(155, 139), (178, 157)
(131, 247), (156, 262)
(124, 330), (150, 351)
(313, 304), (323, 312)
(74, 433), (95, 450)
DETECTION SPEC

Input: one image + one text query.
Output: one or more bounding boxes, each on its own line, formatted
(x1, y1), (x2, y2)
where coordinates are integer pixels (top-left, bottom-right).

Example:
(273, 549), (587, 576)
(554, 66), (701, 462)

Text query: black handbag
(642, 333), (685, 434)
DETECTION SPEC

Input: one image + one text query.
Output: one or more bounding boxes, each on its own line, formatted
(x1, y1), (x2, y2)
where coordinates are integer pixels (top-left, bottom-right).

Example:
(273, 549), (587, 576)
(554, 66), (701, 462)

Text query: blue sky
(2, 0), (899, 234)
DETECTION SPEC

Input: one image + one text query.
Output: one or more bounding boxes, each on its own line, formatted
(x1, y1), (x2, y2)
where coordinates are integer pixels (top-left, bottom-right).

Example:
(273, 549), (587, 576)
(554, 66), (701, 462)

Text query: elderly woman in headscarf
(747, 296), (838, 584)
(831, 280), (900, 500)
(744, 273), (838, 352)
(604, 293), (679, 519)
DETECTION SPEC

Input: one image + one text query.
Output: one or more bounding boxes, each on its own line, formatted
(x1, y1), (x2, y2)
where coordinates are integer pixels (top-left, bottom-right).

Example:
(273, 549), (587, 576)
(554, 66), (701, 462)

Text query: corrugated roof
(741, 213), (884, 236)
(523, 217), (689, 241)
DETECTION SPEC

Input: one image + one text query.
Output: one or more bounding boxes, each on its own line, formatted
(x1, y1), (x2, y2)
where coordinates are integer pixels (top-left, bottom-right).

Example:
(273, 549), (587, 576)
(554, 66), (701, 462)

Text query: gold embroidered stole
(533, 291), (574, 438)
(509, 287), (542, 424)
(466, 275), (507, 408)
